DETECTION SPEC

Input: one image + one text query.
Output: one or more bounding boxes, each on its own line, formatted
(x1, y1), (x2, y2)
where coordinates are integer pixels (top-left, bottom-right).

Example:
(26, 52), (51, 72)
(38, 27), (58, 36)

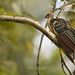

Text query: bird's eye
(45, 14), (51, 18)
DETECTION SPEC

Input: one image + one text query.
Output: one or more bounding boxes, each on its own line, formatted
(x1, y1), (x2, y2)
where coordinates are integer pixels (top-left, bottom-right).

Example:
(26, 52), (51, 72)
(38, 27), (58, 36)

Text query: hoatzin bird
(45, 11), (75, 64)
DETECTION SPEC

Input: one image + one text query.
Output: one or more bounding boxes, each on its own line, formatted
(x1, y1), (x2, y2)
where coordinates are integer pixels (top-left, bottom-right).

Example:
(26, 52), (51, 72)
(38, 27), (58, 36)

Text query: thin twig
(62, 57), (73, 75)
(59, 50), (68, 75)
(58, 1), (75, 10)
(53, 0), (57, 12)
(37, 24), (47, 75)
(61, 61), (67, 75)
(54, 0), (75, 11)
(56, 1), (75, 18)
(56, 0), (66, 18)
(37, 1), (58, 75)
(59, 50), (73, 75)
(60, 54), (67, 75)
(66, 1), (75, 6)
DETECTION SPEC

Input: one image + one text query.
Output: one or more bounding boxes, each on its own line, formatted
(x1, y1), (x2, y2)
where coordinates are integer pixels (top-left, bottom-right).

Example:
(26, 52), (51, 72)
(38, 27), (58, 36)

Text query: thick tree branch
(0, 15), (59, 46)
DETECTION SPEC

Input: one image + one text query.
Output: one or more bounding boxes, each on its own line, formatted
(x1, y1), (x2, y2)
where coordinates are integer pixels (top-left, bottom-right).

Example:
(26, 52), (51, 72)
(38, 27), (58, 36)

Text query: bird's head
(45, 11), (54, 19)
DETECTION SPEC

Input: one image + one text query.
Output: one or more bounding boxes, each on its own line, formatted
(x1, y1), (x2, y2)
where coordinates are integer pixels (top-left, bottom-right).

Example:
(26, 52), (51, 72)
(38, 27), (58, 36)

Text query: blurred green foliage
(0, 0), (75, 75)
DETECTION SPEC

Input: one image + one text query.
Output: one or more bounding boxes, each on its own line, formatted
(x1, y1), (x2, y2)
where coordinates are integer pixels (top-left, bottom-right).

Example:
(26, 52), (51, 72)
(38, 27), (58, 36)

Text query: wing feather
(64, 30), (75, 44)
(57, 32), (75, 54)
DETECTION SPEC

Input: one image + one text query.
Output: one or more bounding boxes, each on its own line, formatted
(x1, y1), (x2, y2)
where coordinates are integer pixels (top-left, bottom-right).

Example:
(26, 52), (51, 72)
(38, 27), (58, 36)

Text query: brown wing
(50, 18), (75, 52)
(57, 30), (75, 54)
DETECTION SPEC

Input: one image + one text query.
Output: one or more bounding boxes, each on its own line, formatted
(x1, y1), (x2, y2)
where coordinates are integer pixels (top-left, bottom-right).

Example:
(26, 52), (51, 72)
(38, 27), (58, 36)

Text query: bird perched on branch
(45, 11), (75, 64)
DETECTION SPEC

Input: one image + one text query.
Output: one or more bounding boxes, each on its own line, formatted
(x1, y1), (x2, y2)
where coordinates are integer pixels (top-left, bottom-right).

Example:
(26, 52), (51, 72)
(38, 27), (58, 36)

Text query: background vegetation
(0, 0), (75, 75)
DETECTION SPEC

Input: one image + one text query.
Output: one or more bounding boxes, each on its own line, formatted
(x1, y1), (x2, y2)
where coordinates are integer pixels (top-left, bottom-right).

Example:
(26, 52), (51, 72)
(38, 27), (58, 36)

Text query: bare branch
(55, 1), (75, 18)
(53, 0), (57, 12)
(57, 1), (75, 10)
(56, 1), (67, 18)
(0, 15), (58, 46)
(66, 1), (75, 6)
